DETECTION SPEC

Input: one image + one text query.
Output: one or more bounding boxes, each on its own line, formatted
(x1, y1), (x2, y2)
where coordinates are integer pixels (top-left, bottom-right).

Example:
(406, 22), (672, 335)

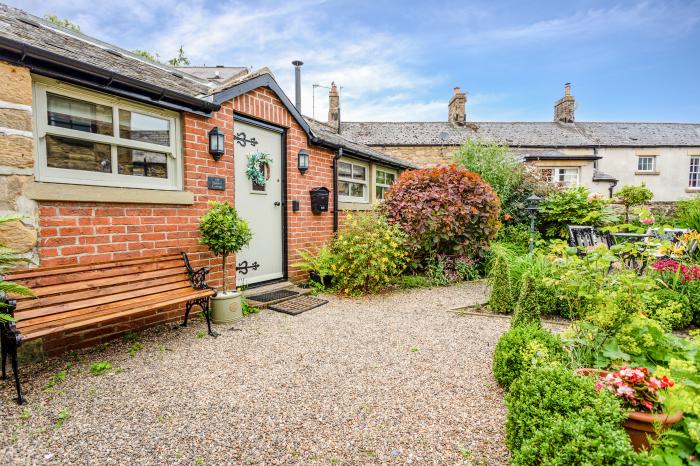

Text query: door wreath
(246, 152), (273, 187)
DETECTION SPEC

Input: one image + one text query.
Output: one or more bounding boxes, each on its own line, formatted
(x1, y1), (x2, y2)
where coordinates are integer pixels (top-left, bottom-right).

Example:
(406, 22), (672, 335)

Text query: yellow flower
(390, 242), (397, 248)
(381, 257), (388, 263)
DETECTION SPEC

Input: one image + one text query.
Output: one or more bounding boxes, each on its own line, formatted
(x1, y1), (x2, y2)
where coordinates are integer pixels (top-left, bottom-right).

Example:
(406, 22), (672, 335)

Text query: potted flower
(579, 366), (683, 451)
(199, 201), (253, 323)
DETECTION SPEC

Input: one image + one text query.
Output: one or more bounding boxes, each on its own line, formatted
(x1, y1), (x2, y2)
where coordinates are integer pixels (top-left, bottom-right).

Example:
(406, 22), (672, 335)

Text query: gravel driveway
(0, 281), (510, 465)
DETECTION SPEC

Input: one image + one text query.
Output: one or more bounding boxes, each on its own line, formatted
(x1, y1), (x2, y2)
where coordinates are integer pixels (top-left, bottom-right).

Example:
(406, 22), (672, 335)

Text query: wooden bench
(1, 252), (217, 404)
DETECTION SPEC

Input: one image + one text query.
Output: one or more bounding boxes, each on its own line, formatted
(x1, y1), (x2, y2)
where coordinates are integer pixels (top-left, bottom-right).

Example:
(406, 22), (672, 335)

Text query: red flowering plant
(594, 366), (674, 413)
(652, 259), (700, 284)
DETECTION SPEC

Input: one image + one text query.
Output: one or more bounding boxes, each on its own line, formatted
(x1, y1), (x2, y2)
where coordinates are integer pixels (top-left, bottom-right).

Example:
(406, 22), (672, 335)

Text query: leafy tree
(616, 184), (653, 222)
(44, 14), (80, 32)
(133, 49), (162, 63)
(198, 201), (253, 293)
(167, 46), (191, 66)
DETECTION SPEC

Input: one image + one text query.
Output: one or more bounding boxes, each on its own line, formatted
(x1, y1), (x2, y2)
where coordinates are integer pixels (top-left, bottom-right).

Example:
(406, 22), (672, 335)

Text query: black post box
(309, 187), (330, 214)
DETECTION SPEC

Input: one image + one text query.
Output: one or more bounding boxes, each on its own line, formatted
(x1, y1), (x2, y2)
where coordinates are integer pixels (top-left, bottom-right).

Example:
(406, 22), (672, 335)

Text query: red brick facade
(34, 85), (337, 355)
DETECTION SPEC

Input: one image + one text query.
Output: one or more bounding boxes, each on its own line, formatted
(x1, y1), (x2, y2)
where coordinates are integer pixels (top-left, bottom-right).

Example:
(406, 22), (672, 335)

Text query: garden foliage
(331, 212), (408, 295)
(538, 186), (616, 239)
(616, 184), (654, 223)
(676, 196), (700, 232)
(492, 324), (565, 390)
(381, 165), (500, 264)
(487, 244), (512, 314)
(511, 273), (542, 328)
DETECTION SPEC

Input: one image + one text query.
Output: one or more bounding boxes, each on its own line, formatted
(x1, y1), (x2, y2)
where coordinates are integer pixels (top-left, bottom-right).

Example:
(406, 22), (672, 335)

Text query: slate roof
(0, 4), (214, 98)
(307, 118), (418, 169)
(175, 66), (248, 84)
(340, 121), (700, 148)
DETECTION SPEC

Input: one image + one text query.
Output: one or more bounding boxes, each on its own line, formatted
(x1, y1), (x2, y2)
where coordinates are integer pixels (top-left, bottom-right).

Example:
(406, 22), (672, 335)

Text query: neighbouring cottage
(0, 5), (413, 355)
(337, 84), (700, 202)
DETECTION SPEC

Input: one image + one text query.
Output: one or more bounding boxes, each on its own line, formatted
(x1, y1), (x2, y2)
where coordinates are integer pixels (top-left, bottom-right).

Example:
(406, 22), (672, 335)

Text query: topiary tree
(493, 324), (565, 390)
(511, 273), (541, 328)
(505, 366), (625, 451)
(198, 201), (252, 294)
(381, 165), (500, 265)
(511, 413), (642, 466)
(488, 246), (513, 314)
(616, 184), (653, 223)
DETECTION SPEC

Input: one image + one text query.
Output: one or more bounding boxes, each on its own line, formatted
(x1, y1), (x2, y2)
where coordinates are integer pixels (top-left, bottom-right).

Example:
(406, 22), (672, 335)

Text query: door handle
(274, 201), (281, 206)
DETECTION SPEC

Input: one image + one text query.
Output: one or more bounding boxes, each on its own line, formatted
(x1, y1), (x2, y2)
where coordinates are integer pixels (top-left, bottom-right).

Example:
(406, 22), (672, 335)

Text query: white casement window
(33, 81), (182, 190)
(375, 168), (397, 200)
(338, 159), (369, 203)
(690, 157), (700, 188)
(637, 156), (656, 172)
(539, 167), (579, 187)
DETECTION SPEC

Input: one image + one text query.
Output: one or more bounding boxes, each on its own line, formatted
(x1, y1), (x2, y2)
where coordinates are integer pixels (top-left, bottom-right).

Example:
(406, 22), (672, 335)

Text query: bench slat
(18, 288), (214, 340)
(16, 279), (197, 324)
(6, 254), (182, 280)
(14, 265), (186, 301)
(10, 258), (186, 289)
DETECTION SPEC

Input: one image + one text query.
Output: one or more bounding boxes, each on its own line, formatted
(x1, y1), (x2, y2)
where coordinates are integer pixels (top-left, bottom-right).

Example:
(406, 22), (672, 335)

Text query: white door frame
(233, 114), (287, 287)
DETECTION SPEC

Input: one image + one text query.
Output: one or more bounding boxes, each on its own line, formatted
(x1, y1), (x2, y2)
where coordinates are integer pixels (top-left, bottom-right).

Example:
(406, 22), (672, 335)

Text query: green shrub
(381, 165), (500, 264)
(397, 274), (431, 289)
(512, 413), (643, 466)
(511, 273), (541, 328)
(676, 196), (700, 231)
(496, 223), (540, 255)
(425, 254), (480, 286)
(199, 201), (252, 293)
(505, 366), (624, 451)
(642, 288), (693, 330)
(493, 324), (564, 390)
(332, 212), (408, 295)
(616, 184), (654, 223)
(538, 187), (616, 239)
(294, 244), (336, 288)
(487, 245), (513, 314)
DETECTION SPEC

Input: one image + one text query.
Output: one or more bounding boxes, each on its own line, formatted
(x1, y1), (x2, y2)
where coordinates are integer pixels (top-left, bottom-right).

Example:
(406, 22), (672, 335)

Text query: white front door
(234, 118), (284, 286)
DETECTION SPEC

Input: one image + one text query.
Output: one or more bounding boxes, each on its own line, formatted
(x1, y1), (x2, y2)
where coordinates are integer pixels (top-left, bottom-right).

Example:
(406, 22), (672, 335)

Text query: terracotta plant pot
(574, 368), (683, 451)
(623, 410), (683, 452)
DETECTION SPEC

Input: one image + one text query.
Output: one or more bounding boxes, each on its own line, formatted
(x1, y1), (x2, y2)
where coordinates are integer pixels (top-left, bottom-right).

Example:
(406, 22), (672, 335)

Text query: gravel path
(0, 281), (510, 465)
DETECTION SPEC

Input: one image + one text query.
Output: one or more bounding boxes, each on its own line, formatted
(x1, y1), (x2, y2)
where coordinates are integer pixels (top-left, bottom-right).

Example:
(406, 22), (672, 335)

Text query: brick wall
(1, 65), (337, 356)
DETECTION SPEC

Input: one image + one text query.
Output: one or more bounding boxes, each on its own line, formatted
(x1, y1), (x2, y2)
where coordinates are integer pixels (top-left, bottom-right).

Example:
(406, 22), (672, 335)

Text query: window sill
(686, 187), (700, 193)
(25, 182), (195, 205)
(635, 171), (660, 176)
(338, 201), (372, 211)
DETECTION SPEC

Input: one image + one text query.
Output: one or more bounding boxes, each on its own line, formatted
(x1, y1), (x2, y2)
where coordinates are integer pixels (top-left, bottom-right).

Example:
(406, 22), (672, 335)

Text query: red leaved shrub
(381, 165), (501, 264)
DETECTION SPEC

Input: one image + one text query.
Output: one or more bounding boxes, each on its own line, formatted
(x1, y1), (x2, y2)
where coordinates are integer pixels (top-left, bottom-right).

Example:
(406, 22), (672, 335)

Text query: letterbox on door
(309, 187), (329, 214)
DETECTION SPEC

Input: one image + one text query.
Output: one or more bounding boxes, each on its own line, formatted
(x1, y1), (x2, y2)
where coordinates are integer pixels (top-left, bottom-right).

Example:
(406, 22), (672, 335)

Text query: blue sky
(9, 0), (700, 122)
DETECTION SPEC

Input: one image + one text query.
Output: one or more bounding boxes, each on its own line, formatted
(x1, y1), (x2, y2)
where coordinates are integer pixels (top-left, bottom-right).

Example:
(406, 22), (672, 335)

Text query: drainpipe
(332, 147), (343, 232)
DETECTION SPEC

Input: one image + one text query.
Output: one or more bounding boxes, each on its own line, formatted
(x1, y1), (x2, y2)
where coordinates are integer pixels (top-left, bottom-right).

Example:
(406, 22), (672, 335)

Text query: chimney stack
(328, 82), (340, 132)
(292, 60), (303, 112)
(448, 86), (466, 125)
(554, 82), (575, 123)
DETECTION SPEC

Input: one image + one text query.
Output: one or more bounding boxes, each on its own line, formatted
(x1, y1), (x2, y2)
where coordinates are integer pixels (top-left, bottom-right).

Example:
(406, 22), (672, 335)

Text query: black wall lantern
(297, 149), (309, 174)
(208, 126), (225, 161)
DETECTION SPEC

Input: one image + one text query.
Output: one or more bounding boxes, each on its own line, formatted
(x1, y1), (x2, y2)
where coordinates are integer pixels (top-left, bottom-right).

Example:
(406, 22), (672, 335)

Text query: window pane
(47, 93), (113, 136)
(386, 173), (395, 184)
(339, 162), (352, 178)
(690, 157), (700, 187)
(376, 186), (388, 200)
(119, 109), (170, 146)
(352, 165), (366, 181)
(338, 180), (349, 196)
(539, 168), (553, 182)
(117, 147), (168, 178)
(350, 182), (365, 198)
(46, 135), (112, 173)
(638, 157), (654, 171)
(376, 171), (386, 184)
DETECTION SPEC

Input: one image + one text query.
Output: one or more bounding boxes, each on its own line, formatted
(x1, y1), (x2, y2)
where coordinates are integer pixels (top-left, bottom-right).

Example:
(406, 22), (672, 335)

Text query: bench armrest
(181, 252), (217, 295)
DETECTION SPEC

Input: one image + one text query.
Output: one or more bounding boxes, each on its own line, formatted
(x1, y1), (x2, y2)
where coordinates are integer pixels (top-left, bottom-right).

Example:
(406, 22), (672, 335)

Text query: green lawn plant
(198, 201), (253, 293)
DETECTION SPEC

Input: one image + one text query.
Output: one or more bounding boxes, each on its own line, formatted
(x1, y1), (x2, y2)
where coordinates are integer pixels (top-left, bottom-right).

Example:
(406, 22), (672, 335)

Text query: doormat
(269, 296), (328, 315)
(247, 289), (299, 303)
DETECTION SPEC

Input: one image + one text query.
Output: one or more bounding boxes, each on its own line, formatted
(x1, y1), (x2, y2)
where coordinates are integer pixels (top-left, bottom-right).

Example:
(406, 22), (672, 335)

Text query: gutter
(332, 147), (343, 232)
(0, 36), (219, 116)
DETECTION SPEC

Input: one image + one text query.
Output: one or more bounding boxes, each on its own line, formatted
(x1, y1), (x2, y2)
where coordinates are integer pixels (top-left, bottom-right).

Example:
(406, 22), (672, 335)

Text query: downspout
(333, 147), (343, 232)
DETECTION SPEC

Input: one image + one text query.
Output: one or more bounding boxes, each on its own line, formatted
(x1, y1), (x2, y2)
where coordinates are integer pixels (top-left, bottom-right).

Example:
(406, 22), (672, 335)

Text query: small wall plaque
(207, 176), (226, 191)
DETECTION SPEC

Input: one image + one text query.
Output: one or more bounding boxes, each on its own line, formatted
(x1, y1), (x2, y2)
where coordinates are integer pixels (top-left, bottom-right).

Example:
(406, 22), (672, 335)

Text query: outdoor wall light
(297, 149), (309, 174)
(208, 126), (225, 161)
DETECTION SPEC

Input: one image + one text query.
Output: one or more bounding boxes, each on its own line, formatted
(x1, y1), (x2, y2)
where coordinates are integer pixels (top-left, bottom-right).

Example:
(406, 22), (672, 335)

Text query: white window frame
(338, 158), (369, 203)
(690, 156), (700, 188)
(33, 80), (182, 191)
(637, 155), (657, 173)
(375, 166), (397, 201)
(539, 167), (579, 187)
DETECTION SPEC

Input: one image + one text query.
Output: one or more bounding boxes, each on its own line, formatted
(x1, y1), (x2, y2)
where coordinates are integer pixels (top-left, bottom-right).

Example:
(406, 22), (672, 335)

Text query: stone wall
(372, 145), (459, 167)
(0, 60), (38, 260)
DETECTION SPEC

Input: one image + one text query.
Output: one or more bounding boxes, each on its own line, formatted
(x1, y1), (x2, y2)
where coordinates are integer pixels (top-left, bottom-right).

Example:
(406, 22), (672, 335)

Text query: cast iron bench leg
(10, 343), (23, 405)
(1, 334), (6, 380)
(203, 298), (218, 338)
